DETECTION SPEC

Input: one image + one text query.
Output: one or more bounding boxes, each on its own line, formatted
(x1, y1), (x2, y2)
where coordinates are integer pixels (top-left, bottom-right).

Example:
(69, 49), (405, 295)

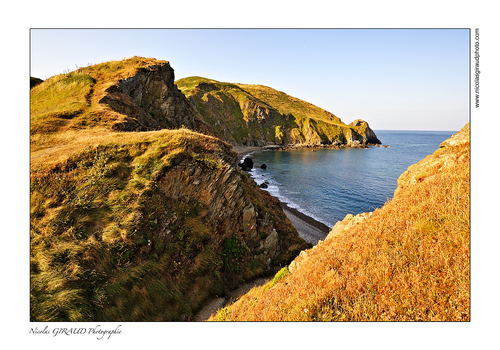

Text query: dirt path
(194, 277), (270, 321)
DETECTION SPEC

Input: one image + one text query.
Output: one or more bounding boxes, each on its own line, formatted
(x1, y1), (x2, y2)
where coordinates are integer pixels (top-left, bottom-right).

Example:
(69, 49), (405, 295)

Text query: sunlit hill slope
(210, 123), (470, 321)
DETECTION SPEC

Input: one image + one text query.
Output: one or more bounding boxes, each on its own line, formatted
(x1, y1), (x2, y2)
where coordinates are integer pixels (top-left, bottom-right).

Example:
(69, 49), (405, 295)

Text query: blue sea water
(246, 130), (457, 228)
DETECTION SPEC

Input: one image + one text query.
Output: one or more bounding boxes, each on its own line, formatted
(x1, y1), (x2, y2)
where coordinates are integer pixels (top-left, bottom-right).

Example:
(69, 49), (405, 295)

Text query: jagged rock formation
(99, 62), (213, 135)
(176, 77), (381, 147)
(159, 149), (303, 273)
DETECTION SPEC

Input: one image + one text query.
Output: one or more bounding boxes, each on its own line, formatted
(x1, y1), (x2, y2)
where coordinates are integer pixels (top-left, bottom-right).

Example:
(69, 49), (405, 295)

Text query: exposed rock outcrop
(325, 211), (373, 240)
(158, 148), (307, 280)
(99, 62), (213, 135)
(348, 119), (381, 145)
(395, 122), (470, 196)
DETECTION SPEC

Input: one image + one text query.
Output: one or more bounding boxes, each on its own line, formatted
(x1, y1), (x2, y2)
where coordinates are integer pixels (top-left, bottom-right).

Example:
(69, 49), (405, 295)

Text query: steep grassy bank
(211, 123), (470, 321)
(30, 129), (309, 321)
(176, 76), (380, 146)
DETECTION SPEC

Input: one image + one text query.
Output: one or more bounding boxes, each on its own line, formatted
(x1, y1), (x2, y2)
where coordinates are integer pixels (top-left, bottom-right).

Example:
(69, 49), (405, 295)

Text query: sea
(245, 130), (457, 228)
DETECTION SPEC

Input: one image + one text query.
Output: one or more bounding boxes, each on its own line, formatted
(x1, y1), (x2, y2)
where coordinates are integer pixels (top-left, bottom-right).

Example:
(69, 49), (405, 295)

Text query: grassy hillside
(30, 128), (309, 321)
(30, 57), (160, 137)
(30, 58), (310, 321)
(176, 77), (380, 146)
(210, 123), (470, 321)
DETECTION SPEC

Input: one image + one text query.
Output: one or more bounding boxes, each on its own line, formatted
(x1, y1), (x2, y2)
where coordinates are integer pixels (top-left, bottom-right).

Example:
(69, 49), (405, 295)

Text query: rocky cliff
(176, 77), (381, 147)
(99, 62), (213, 135)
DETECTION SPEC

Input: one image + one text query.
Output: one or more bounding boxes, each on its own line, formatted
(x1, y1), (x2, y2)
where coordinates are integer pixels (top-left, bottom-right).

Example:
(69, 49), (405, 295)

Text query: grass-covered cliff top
(31, 57), (186, 171)
(211, 123), (470, 321)
(30, 57), (169, 153)
(176, 76), (346, 127)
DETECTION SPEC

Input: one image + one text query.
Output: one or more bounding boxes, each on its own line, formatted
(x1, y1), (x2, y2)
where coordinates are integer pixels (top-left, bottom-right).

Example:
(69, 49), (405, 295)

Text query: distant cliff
(176, 77), (381, 147)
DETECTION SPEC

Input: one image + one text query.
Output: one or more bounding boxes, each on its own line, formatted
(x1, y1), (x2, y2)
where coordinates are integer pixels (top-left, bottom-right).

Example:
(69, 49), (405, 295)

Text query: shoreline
(281, 202), (330, 245)
(232, 145), (331, 245)
(232, 145), (263, 160)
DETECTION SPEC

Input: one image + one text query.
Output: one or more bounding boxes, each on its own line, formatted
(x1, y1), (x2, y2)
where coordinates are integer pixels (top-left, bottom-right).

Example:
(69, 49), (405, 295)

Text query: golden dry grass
(211, 125), (470, 321)
(30, 56), (170, 153)
(30, 128), (228, 321)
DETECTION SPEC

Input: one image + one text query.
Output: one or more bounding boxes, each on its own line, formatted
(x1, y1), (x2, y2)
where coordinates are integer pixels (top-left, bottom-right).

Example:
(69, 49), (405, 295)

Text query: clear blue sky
(30, 28), (470, 131)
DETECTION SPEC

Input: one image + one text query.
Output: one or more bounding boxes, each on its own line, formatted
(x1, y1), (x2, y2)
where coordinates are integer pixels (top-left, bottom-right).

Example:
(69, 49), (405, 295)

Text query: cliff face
(176, 77), (381, 147)
(99, 62), (213, 135)
(158, 147), (306, 274)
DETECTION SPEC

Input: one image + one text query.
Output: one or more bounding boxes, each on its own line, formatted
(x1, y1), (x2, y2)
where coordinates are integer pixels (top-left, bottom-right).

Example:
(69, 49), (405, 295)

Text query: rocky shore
(280, 203), (329, 245)
(233, 145), (330, 245)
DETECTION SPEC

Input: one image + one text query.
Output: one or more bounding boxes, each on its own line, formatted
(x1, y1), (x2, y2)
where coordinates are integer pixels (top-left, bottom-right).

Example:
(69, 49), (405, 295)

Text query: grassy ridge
(211, 124), (470, 321)
(175, 77), (373, 146)
(30, 57), (168, 138)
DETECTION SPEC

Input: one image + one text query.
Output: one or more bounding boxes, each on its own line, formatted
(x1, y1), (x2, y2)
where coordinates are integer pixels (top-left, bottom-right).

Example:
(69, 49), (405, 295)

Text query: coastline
(232, 145), (331, 245)
(232, 145), (263, 159)
(280, 203), (329, 245)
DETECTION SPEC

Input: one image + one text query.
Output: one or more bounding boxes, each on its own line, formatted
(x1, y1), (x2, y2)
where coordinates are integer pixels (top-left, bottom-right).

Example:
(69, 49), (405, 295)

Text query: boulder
(238, 157), (254, 171)
(264, 229), (279, 257)
(260, 163), (267, 170)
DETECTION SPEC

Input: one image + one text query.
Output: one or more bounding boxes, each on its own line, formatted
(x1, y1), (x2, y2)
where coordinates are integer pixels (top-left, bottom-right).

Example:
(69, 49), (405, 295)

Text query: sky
(30, 28), (470, 131)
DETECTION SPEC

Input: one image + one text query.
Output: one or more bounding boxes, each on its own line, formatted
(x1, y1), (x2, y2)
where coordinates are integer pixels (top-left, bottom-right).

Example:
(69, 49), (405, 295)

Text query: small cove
(246, 130), (456, 228)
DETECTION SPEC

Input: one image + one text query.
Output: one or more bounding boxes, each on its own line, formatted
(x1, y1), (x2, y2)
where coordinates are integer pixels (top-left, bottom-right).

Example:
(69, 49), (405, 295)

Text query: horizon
(30, 29), (470, 132)
(374, 128), (461, 132)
